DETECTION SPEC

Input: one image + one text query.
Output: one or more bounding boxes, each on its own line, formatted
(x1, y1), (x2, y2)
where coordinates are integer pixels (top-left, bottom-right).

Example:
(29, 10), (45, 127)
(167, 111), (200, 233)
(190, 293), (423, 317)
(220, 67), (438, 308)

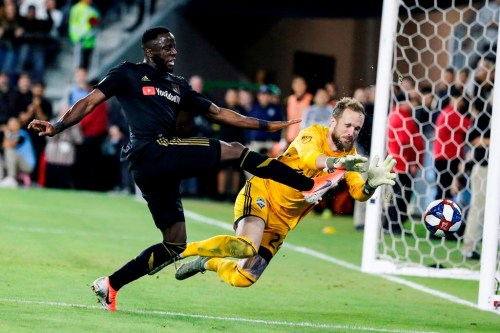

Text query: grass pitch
(0, 188), (499, 332)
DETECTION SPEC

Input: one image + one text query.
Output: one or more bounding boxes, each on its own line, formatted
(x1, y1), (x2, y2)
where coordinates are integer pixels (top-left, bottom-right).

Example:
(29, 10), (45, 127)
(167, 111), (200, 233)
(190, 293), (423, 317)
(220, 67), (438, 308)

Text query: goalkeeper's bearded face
(330, 110), (364, 152)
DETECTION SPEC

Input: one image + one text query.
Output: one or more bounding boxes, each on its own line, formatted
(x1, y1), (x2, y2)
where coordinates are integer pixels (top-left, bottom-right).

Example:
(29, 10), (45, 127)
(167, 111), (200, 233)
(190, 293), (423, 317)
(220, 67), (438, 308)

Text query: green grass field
(1, 188), (499, 332)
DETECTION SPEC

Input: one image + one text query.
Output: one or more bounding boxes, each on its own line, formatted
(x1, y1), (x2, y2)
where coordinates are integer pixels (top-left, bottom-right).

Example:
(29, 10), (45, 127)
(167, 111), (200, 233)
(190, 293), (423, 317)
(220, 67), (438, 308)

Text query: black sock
(108, 242), (185, 290)
(238, 148), (313, 191)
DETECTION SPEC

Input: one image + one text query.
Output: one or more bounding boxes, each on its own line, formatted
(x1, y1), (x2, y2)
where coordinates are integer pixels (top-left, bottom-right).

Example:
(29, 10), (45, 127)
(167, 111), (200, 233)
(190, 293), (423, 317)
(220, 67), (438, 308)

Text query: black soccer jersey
(95, 62), (212, 159)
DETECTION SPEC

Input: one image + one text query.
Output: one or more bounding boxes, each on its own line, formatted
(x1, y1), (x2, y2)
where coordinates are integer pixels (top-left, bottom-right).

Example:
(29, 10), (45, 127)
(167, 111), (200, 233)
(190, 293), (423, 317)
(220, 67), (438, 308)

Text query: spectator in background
(0, 116), (36, 188)
(352, 87), (367, 105)
(412, 85), (438, 215)
(455, 68), (470, 92)
(16, 4), (53, 82)
(69, 0), (100, 70)
(301, 88), (334, 129)
(216, 88), (246, 201)
(246, 84), (284, 162)
(356, 85), (375, 156)
(68, 67), (89, 105)
(11, 73), (32, 119)
(458, 54), (495, 257)
(73, 79), (108, 191)
(433, 87), (471, 201)
(237, 88), (253, 114)
(285, 75), (312, 145)
(325, 81), (339, 106)
(459, 102), (491, 260)
(0, 71), (16, 125)
(19, 80), (52, 183)
(44, 103), (83, 189)
(436, 67), (455, 110)
(45, 0), (64, 67)
(267, 83), (282, 106)
(19, 0), (49, 19)
(385, 92), (425, 233)
(0, 2), (23, 83)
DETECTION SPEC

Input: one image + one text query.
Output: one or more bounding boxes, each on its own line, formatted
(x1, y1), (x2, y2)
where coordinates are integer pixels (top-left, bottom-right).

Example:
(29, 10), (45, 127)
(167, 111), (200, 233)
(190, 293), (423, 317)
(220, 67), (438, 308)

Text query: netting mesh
(376, 0), (497, 278)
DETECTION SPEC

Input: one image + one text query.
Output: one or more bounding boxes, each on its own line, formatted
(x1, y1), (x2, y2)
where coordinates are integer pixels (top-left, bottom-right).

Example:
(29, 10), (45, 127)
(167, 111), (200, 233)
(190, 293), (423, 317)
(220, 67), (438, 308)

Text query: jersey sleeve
(94, 63), (129, 98)
(180, 83), (213, 115)
(293, 126), (325, 170)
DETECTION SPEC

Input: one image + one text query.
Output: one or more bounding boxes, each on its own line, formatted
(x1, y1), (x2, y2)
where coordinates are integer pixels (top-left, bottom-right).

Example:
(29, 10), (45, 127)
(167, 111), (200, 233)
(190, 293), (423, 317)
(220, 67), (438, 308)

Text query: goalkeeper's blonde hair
(332, 97), (366, 119)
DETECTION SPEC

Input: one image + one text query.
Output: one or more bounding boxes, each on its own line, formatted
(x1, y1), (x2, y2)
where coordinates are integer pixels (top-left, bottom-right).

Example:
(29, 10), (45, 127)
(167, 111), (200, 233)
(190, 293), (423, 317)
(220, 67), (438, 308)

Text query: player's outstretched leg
(91, 240), (185, 311)
(180, 235), (257, 259)
(302, 169), (346, 204)
(238, 148), (314, 191)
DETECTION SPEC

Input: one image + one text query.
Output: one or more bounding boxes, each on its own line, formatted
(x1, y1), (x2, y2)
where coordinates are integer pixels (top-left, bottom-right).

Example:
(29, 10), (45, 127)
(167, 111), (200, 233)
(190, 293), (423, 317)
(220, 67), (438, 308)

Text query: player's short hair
(142, 26), (171, 47)
(332, 97), (366, 119)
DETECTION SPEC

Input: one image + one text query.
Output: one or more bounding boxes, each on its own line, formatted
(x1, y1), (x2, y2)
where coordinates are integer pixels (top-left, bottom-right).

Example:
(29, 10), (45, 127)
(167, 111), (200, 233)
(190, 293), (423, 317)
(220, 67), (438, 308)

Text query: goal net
(361, 0), (500, 310)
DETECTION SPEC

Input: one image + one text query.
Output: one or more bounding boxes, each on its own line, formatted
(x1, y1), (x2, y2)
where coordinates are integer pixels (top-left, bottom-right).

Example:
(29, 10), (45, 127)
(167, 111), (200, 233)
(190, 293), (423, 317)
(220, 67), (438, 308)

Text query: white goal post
(361, 0), (500, 311)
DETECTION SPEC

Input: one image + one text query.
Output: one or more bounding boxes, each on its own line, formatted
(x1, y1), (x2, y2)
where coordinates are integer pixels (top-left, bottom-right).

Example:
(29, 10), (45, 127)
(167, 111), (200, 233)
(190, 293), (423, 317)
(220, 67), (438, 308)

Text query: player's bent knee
(230, 267), (257, 288)
(231, 236), (258, 258)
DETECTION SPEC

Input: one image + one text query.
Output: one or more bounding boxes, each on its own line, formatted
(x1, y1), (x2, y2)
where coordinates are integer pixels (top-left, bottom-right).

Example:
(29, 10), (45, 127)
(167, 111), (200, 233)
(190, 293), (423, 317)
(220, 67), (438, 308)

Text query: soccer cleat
(91, 276), (118, 311)
(175, 256), (209, 281)
(302, 169), (346, 204)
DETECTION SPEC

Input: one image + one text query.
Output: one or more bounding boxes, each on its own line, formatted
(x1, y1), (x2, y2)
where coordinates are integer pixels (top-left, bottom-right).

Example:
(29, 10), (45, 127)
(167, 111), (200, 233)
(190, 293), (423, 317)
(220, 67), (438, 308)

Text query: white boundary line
(0, 298), (434, 333)
(0, 298), (436, 333)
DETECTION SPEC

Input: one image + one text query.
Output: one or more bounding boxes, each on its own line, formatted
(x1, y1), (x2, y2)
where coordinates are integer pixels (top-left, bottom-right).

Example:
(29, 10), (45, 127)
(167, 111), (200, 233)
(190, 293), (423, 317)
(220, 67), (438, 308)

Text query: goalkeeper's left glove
(363, 154), (397, 194)
(325, 154), (368, 172)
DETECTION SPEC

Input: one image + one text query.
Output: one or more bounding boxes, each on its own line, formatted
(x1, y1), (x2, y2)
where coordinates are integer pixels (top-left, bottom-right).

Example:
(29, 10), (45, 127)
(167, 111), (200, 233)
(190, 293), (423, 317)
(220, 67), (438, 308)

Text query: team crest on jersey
(255, 197), (266, 209)
(172, 83), (180, 94)
(301, 135), (312, 144)
(141, 75), (150, 81)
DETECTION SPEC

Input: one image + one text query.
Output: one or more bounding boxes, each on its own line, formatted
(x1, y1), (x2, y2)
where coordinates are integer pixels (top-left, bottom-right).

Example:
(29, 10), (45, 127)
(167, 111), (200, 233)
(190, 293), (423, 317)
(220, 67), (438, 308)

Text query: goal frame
(360, 0), (500, 311)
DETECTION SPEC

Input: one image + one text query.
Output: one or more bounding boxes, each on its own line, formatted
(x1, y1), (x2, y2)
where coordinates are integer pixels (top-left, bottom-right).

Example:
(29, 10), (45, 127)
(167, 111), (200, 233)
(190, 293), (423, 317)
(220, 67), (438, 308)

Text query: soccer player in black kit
(28, 27), (353, 311)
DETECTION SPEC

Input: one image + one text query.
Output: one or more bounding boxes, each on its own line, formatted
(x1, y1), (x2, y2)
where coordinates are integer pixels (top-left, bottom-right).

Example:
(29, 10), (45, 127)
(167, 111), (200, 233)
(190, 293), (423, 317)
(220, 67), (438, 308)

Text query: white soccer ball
(423, 199), (463, 237)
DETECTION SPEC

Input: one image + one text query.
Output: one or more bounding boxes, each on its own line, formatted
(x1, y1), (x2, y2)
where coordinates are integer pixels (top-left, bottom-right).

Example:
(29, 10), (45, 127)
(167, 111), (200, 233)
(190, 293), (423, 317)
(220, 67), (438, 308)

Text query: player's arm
(28, 89), (107, 137)
(204, 103), (301, 132)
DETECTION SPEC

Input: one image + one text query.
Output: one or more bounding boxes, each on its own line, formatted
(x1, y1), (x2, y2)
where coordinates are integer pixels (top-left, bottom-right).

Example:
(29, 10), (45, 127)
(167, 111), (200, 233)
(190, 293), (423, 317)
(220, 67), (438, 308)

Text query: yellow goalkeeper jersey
(236, 124), (370, 233)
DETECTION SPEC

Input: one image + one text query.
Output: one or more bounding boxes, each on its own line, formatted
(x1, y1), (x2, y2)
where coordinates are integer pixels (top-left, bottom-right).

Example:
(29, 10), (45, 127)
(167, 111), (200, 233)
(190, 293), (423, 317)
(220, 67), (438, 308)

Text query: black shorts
(130, 137), (221, 230)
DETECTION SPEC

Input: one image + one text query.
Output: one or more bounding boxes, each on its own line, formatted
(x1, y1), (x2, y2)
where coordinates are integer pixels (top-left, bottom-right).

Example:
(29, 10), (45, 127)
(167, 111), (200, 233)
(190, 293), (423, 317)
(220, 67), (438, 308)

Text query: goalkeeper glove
(363, 154), (397, 194)
(325, 154), (368, 172)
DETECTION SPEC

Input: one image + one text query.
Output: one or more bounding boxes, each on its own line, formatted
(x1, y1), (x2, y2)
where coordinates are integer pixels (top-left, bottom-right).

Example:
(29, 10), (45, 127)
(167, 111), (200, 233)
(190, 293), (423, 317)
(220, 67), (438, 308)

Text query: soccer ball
(423, 199), (463, 237)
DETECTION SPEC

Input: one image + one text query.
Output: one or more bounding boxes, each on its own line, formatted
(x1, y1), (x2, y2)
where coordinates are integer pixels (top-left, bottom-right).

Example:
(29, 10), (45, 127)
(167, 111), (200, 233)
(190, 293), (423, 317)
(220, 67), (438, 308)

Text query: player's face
(330, 108), (364, 152)
(147, 32), (177, 73)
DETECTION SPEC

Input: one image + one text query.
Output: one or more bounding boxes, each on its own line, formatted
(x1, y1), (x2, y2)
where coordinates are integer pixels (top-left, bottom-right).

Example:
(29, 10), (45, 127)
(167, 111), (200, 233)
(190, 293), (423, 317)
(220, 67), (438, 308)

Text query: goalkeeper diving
(175, 97), (397, 287)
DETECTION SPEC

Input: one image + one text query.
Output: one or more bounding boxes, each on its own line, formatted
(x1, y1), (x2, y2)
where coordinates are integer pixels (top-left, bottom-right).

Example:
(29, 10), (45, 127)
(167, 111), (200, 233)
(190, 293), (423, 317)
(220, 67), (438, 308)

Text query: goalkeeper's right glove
(363, 154), (397, 195)
(324, 154), (368, 172)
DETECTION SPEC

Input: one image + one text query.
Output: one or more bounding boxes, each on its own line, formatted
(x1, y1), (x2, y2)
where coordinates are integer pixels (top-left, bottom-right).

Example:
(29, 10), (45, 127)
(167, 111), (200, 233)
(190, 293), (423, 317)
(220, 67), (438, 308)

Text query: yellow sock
(180, 235), (257, 259)
(207, 258), (256, 287)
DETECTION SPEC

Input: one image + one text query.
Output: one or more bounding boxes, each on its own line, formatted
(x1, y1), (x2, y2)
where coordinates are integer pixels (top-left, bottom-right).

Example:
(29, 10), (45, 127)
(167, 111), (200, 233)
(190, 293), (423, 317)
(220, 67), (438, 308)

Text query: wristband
(325, 157), (336, 170)
(363, 182), (376, 195)
(52, 121), (65, 134)
(258, 120), (268, 130)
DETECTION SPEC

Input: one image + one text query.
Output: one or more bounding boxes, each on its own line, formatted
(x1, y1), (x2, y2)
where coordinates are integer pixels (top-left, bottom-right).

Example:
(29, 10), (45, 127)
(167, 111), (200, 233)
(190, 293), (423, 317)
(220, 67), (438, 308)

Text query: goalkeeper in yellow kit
(175, 97), (396, 287)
